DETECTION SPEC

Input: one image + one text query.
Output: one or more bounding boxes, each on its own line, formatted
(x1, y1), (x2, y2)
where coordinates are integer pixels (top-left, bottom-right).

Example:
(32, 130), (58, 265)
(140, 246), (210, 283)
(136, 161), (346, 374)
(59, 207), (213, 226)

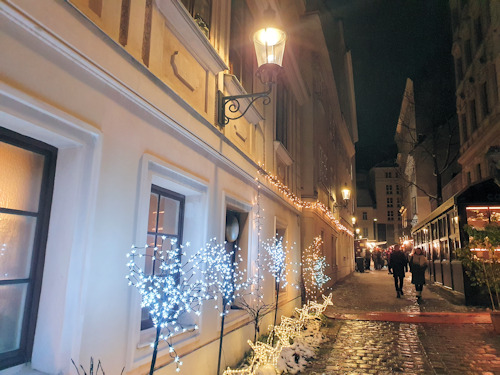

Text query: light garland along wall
(257, 165), (354, 237)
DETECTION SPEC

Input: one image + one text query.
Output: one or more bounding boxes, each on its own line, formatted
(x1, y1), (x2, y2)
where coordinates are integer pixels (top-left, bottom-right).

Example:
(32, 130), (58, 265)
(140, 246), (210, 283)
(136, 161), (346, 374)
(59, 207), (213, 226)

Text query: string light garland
(302, 236), (331, 301)
(257, 165), (353, 237)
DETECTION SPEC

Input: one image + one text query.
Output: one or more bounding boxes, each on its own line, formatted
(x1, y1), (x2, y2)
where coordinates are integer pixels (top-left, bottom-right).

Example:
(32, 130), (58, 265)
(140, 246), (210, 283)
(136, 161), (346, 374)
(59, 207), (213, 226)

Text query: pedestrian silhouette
(388, 245), (408, 298)
(409, 247), (428, 302)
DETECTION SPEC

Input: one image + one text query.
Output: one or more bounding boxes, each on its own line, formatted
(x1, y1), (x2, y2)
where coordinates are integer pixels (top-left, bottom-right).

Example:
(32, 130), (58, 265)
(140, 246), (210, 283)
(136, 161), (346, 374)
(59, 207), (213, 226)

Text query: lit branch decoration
(302, 236), (331, 301)
(194, 239), (247, 316)
(126, 237), (213, 373)
(192, 239), (248, 375)
(257, 165), (353, 237)
(262, 237), (291, 331)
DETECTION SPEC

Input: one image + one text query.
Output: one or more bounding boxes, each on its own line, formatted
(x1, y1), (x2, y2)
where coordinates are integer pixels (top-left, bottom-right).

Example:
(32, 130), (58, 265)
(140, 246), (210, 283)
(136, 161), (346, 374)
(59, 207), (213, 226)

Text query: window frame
(0, 127), (57, 370)
(228, 0), (255, 94)
(180, 0), (212, 37)
(141, 185), (186, 331)
(387, 210), (394, 221)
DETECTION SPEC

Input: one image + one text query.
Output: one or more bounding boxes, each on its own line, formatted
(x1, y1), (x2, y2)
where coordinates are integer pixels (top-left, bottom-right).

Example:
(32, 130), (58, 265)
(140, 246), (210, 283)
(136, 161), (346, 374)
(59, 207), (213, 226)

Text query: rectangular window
(456, 58), (463, 82)
(464, 39), (472, 67)
(469, 99), (477, 131)
(474, 17), (483, 48)
(276, 81), (289, 148)
(363, 228), (369, 238)
(397, 198), (401, 208)
(396, 185), (400, 195)
(0, 127), (57, 370)
(387, 197), (393, 207)
(387, 211), (394, 221)
(229, 0), (254, 93)
(142, 186), (185, 330)
(385, 172), (392, 178)
(362, 212), (367, 220)
(460, 112), (468, 144)
(479, 82), (489, 119)
(476, 163), (482, 180)
(386, 185), (393, 195)
(181, 0), (212, 37)
(225, 208), (249, 307)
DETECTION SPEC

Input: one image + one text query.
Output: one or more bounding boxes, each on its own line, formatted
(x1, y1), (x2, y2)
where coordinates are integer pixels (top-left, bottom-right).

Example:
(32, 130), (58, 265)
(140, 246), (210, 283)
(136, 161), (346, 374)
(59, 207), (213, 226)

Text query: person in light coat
(409, 247), (428, 301)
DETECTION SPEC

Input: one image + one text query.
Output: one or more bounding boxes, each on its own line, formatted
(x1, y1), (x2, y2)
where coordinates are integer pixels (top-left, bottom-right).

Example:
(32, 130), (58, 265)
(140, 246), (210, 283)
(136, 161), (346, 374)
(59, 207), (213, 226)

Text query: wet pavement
(300, 268), (500, 374)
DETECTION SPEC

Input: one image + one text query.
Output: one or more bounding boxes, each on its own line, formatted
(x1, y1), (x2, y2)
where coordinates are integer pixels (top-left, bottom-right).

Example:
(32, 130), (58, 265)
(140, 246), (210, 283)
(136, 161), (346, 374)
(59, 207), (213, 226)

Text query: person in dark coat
(409, 247), (428, 301)
(364, 250), (371, 271)
(388, 245), (408, 298)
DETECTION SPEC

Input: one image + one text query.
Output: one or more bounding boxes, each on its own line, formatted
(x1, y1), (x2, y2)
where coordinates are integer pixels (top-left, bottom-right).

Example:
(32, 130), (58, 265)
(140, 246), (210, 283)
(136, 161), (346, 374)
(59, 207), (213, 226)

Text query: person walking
(409, 247), (428, 301)
(388, 245), (408, 298)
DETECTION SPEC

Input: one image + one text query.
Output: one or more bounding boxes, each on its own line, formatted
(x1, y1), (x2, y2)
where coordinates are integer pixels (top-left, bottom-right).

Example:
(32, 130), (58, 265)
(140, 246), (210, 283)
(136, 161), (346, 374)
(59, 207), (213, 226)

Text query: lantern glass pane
(342, 188), (351, 201)
(253, 27), (286, 67)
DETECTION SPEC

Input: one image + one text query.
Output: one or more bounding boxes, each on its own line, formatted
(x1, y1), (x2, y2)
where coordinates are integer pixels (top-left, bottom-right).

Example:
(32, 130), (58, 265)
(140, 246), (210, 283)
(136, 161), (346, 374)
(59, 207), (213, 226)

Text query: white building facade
(0, 1), (355, 374)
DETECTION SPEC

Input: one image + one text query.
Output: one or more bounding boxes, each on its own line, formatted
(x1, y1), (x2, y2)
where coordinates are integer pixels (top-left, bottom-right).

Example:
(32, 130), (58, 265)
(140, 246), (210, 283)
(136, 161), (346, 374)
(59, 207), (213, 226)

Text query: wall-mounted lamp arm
(217, 85), (272, 127)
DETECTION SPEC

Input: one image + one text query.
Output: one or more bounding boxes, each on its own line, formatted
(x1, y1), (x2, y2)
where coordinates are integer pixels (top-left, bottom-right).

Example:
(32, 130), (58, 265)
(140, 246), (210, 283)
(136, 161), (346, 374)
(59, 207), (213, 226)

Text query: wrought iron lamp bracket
(217, 84), (272, 127)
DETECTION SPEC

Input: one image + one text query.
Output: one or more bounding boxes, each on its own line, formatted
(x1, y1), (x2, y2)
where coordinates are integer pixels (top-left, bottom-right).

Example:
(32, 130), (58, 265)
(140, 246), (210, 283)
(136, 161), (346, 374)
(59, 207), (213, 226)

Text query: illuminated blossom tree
(193, 239), (247, 375)
(234, 182), (274, 343)
(126, 238), (213, 374)
(262, 237), (290, 329)
(302, 236), (330, 301)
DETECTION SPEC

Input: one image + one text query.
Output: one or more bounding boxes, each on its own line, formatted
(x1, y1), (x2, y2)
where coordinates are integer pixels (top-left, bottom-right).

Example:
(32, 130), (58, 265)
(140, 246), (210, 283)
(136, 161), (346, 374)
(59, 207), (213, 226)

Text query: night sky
(324, 0), (456, 171)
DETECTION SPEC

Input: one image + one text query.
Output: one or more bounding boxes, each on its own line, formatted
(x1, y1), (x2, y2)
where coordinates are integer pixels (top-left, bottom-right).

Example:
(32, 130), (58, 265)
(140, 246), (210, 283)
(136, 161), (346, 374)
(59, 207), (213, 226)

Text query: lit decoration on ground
(126, 238), (214, 373)
(257, 165), (353, 237)
(302, 236), (331, 301)
(222, 294), (333, 375)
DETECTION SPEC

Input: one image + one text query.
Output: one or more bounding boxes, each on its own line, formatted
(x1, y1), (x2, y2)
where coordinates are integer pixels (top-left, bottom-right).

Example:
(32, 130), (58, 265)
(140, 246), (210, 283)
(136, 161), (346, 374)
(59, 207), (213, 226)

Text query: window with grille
(387, 211), (394, 221)
(386, 185), (393, 195)
(387, 198), (393, 208)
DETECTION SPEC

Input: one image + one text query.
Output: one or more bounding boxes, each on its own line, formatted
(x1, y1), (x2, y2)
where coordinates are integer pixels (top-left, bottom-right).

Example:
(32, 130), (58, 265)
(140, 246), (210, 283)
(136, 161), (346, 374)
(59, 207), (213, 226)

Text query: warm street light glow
(253, 27), (286, 68)
(341, 186), (351, 201)
(351, 217), (356, 225)
(355, 228), (360, 234)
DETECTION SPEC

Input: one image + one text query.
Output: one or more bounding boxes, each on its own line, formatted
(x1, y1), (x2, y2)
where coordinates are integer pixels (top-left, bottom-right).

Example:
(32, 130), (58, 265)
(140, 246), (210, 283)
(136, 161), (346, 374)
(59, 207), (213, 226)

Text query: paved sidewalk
(299, 269), (500, 374)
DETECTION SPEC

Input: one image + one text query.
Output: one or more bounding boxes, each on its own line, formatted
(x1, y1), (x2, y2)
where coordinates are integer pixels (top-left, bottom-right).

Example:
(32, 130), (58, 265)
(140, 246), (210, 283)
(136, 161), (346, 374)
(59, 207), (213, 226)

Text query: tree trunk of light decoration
(216, 297), (230, 375)
(272, 279), (280, 342)
(149, 325), (161, 374)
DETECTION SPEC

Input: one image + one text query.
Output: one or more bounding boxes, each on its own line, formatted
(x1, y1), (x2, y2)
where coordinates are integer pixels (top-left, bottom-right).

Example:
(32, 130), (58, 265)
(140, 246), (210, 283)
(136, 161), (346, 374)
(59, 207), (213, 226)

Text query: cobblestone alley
(301, 268), (500, 374)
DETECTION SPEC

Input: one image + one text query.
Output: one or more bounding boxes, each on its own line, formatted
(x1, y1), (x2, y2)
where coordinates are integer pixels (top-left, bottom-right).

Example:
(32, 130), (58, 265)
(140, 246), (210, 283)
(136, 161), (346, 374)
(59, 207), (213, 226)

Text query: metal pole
(216, 310), (226, 375)
(149, 325), (161, 375)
